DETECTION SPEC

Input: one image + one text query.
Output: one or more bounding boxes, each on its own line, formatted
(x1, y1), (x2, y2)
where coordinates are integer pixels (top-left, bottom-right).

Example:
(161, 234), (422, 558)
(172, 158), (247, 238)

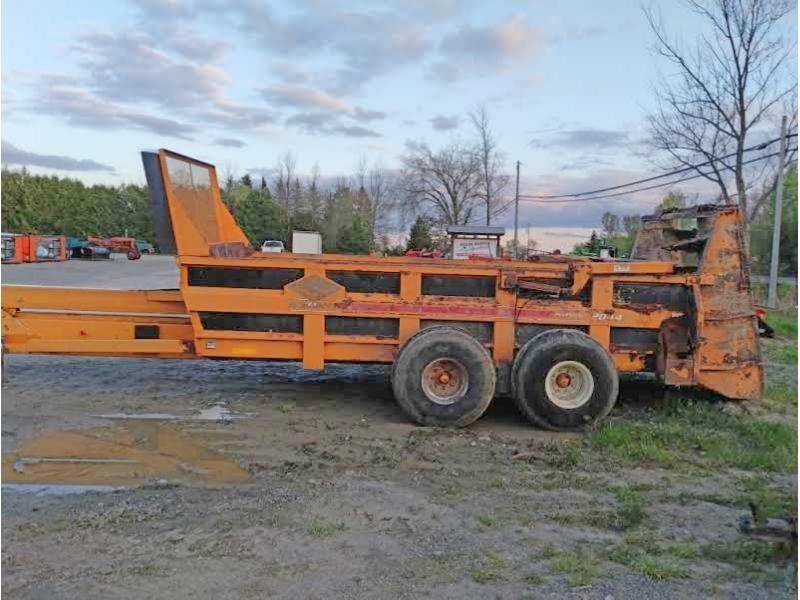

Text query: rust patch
(620, 302), (662, 314)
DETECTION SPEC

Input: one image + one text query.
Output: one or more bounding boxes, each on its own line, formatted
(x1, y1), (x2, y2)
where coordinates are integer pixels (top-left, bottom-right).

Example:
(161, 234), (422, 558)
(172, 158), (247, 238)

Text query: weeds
(667, 542), (698, 560)
(549, 549), (599, 587)
(702, 539), (774, 565)
(477, 514), (499, 528)
(607, 538), (690, 580)
(634, 555), (688, 580)
(612, 486), (645, 529)
(553, 486), (645, 531)
(471, 551), (508, 583)
(305, 518), (344, 538)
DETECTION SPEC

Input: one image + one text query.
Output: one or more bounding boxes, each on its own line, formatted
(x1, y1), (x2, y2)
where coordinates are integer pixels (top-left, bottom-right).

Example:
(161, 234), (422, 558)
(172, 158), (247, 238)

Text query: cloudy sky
(1, 1), (795, 248)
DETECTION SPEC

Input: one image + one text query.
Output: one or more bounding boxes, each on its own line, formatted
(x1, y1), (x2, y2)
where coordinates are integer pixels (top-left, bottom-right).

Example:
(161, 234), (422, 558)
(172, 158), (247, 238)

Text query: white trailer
(292, 231), (322, 254)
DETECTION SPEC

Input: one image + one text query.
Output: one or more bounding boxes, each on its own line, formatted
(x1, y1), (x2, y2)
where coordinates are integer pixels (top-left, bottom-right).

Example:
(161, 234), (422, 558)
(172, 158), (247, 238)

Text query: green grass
(305, 518), (344, 538)
(762, 340), (798, 364)
(477, 514), (498, 528)
(549, 549), (599, 587)
(763, 310), (798, 339)
(550, 484), (645, 532)
(735, 476), (797, 518)
(607, 539), (690, 580)
(665, 477), (796, 520)
(634, 555), (689, 580)
(532, 543), (557, 560)
(612, 486), (645, 529)
(667, 542), (698, 560)
(763, 383), (797, 412)
(471, 551), (508, 583)
(702, 539), (774, 565)
(589, 401), (797, 473)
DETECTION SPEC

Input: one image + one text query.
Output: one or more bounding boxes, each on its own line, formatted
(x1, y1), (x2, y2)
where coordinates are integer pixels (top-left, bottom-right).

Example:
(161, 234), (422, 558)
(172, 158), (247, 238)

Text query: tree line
(1, 168), (155, 241)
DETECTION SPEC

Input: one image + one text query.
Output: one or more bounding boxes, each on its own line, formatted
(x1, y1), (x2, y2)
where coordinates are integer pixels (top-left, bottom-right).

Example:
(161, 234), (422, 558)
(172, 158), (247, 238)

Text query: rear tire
(512, 329), (618, 430)
(392, 326), (496, 427)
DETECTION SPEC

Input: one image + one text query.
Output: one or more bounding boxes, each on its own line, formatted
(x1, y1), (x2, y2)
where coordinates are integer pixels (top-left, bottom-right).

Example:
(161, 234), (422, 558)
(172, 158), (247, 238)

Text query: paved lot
(2, 254), (179, 289)
(1, 258), (795, 599)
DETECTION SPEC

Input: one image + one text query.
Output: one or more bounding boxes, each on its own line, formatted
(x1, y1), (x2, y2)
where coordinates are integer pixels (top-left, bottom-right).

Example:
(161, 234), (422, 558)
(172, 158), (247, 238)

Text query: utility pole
(767, 115), (788, 309)
(527, 223), (531, 259)
(513, 161), (520, 259)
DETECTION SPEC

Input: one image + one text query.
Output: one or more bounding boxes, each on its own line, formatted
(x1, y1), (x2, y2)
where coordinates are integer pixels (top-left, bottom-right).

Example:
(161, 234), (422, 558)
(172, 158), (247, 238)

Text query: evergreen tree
(406, 215), (433, 250)
(236, 188), (285, 246)
(336, 213), (372, 254)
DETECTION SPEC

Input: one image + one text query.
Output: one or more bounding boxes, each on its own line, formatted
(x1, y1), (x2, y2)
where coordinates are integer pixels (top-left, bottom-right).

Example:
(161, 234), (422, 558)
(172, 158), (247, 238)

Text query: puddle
(93, 404), (254, 422)
(1, 422), (251, 486)
(2, 483), (124, 495)
(195, 405), (254, 421)
(92, 413), (180, 421)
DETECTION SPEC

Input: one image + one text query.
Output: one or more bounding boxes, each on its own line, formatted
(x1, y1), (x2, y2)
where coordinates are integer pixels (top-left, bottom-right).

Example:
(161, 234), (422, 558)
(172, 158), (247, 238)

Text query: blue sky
(1, 0), (795, 245)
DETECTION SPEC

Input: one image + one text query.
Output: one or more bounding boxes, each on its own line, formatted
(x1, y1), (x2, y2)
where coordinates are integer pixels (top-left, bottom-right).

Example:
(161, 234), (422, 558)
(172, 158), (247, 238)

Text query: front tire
(511, 329), (618, 430)
(391, 326), (496, 427)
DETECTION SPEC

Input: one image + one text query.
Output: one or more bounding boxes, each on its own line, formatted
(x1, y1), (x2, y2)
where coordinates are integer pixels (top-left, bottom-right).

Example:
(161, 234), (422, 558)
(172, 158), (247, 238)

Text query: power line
(519, 147), (797, 204)
(519, 132), (797, 201)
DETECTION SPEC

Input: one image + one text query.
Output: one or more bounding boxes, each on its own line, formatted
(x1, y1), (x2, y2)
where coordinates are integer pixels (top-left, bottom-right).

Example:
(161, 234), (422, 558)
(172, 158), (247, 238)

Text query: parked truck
(0, 150), (763, 430)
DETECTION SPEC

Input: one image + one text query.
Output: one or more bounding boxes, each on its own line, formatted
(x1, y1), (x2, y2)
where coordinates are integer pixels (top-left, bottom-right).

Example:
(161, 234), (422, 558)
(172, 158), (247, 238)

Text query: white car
(261, 240), (285, 253)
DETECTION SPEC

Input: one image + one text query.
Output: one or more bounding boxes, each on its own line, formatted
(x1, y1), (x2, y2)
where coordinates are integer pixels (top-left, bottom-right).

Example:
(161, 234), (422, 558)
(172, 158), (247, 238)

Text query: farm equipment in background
(404, 249), (443, 258)
(2, 233), (26, 264)
(0, 149), (765, 431)
(1, 234), (67, 263)
(86, 236), (141, 260)
(67, 238), (112, 260)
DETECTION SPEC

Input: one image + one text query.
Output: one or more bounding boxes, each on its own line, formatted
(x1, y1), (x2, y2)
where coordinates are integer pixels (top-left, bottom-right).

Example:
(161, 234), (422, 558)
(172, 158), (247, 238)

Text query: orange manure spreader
(0, 150), (763, 430)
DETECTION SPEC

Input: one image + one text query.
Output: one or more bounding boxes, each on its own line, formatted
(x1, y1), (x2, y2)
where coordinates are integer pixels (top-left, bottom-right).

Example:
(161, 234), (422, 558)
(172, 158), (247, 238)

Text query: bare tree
(645, 0), (796, 238)
(273, 151), (296, 240)
(220, 161), (238, 193)
(354, 154), (368, 191)
(366, 163), (398, 240)
(401, 141), (483, 226)
(469, 104), (510, 225)
(306, 163), (323, 227)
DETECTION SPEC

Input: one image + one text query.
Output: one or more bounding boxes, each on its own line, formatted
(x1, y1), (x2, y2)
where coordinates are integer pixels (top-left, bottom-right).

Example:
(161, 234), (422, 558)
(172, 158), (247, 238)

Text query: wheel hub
(544, 361), (594, 409)
(421, 358), (469, 405)
(555, 372), (572, 388)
